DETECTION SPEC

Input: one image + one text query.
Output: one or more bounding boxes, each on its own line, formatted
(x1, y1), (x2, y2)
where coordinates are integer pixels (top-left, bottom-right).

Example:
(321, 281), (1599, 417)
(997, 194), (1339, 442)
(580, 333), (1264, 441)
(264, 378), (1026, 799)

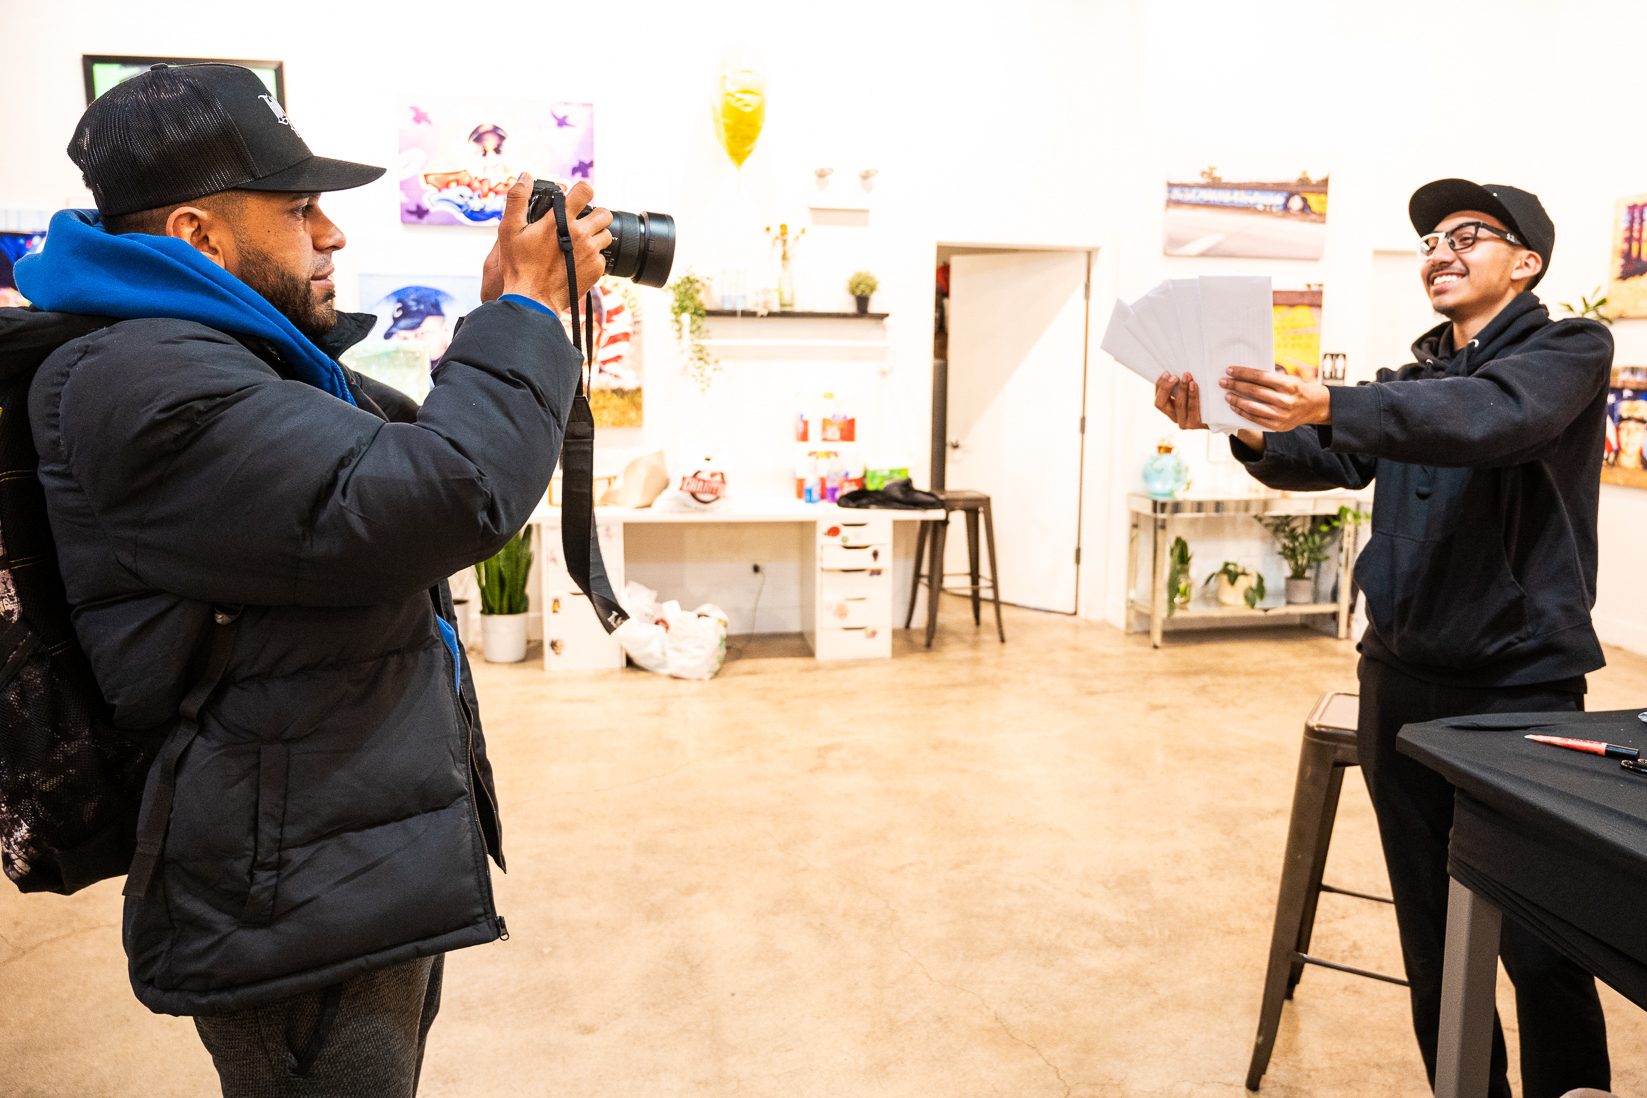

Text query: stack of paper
(1101, 275), (1273, 432)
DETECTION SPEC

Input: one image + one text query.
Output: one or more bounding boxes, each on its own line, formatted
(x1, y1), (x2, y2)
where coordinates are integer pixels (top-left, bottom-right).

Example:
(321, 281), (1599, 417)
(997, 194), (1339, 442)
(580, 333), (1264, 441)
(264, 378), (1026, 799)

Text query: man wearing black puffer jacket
(1154, 179), (1613, 1098)
(12, 64), (610, 1095)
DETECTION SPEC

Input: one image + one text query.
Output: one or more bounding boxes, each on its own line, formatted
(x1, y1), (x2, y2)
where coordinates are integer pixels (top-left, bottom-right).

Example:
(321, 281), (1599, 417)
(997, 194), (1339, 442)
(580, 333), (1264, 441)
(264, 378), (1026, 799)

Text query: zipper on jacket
(437, 621), (504, 939)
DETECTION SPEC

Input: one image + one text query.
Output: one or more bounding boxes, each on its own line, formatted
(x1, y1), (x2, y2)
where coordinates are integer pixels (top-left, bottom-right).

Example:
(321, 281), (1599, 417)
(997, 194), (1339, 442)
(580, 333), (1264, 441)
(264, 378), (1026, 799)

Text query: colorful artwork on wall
(341, 274), (483, 400)
(1605, 366), (1647, 490)
(1164, 168), (1328, 259)
(1272, 288), (1323, 379)
(0, 230), (45, 307)
(587, 278), (644, 428)
(1606, 193), (1647, 319)
(82, 55), (284, 105)
(399, 99), (594, 227)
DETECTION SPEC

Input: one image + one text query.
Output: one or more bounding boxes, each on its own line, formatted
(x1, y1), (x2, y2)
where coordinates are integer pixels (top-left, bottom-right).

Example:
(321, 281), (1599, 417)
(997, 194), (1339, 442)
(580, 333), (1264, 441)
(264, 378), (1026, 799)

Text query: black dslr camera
(524, 180), (676, 288)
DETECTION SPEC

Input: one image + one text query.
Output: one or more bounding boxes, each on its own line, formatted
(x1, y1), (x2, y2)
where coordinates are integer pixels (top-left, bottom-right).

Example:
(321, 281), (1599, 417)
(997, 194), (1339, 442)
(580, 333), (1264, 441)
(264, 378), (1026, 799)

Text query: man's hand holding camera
(483, 174), (612, 311)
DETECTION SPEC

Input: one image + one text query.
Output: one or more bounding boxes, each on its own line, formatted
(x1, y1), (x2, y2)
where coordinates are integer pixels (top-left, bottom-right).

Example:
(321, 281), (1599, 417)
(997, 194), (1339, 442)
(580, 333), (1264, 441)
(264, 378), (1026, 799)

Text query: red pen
(1524, 734), (1640, 760)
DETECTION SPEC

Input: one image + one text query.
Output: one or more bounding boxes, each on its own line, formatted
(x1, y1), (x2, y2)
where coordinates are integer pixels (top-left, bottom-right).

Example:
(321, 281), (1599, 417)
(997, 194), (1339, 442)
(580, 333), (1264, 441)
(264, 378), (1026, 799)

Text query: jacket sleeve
(1232, 426), (1377, 491)
(52, 300), (581, 606)
(1324, 319), (1612, 468)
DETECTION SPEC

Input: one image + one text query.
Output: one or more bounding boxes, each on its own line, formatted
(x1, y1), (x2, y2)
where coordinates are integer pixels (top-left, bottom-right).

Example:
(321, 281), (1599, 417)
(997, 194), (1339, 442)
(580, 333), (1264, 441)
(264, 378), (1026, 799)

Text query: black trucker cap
(1409, 178), (1554, 290)
(70, 63), (384, 217)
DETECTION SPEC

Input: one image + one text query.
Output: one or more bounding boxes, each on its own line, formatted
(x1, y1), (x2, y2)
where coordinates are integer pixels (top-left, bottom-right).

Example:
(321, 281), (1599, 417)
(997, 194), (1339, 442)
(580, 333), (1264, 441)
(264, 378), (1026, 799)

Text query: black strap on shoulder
(123, 605), (242, 898)
(549, 191), (628, 634)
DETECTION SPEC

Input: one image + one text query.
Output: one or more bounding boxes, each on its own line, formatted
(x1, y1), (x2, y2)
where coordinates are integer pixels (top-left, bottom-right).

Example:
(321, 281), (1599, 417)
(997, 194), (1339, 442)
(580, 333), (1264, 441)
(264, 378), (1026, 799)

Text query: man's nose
(313, 207), (346, 252)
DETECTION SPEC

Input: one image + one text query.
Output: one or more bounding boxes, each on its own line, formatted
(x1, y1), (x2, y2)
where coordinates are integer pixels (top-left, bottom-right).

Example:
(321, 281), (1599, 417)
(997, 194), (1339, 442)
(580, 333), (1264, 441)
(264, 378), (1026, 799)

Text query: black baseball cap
(1409, 178), (1555, 290)
(70, 63), (384, 217)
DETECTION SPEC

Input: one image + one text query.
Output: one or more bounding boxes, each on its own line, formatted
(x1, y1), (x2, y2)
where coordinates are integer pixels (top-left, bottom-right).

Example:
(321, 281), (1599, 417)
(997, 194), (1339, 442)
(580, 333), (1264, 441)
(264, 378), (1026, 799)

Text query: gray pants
(193, 955), (444, 1098)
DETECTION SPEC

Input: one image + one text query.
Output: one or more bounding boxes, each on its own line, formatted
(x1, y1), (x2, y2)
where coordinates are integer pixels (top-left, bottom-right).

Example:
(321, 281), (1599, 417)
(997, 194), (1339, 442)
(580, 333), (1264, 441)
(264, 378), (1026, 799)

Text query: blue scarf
(15, 209), (355, 405)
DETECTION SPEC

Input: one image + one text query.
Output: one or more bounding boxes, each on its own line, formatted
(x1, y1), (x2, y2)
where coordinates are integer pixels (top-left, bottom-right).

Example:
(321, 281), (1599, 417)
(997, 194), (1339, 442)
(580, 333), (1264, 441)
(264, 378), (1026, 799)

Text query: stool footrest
(1295, 952), (1409, 987)
(1319, 883), (1395, 905)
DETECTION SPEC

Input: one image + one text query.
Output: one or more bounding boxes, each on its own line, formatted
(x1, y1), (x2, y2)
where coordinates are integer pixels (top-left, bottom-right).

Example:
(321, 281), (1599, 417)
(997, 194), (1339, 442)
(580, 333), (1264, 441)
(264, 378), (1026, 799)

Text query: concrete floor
(4, 609), (1646, 1097)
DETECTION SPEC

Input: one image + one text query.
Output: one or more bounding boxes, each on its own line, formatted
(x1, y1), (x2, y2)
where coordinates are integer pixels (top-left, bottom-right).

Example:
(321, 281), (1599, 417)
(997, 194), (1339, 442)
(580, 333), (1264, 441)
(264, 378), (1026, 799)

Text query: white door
(945, 250), (1090, 614)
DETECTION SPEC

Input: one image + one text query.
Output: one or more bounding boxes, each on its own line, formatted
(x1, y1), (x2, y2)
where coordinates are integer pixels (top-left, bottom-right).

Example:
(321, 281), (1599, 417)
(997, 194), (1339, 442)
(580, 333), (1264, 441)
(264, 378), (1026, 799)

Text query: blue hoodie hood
(15, 209), (355, 405)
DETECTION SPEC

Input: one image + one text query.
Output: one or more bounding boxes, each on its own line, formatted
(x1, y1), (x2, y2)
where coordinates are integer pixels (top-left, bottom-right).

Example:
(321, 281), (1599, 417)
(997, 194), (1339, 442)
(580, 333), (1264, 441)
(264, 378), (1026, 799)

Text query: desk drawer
(811, 624), (892, 661)
(820, 543), (886, 570)
(821, 594), (888, 629)
(818, 567), (889, 601)
(819, 516), (890, 549)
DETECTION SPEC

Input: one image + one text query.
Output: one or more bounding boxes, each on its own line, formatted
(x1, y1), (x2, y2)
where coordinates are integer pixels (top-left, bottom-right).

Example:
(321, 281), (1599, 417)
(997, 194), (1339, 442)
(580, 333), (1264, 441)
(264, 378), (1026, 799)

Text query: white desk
(529, 500), (944, 668)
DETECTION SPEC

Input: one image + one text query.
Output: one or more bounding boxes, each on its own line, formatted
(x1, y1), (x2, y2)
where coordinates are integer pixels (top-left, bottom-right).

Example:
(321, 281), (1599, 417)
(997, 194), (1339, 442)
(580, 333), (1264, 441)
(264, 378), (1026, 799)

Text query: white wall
(4, 0), (1643, 652)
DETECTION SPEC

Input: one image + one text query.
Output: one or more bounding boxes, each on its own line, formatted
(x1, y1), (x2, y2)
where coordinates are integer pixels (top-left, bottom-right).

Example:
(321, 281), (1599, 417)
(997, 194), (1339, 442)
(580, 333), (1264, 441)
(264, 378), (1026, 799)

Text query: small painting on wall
(1273, 288), (1322, 379)
(1606, 194), (1647, 319)
(1164, 167), (1328, 259)
(586, 278), (643, 428)
(341, 274), (483, 401)
(83, 55), (284, 105)
(399, 98), (594, 227)
(1605, 366), (1647, 490)
(0, 230), (45, 307)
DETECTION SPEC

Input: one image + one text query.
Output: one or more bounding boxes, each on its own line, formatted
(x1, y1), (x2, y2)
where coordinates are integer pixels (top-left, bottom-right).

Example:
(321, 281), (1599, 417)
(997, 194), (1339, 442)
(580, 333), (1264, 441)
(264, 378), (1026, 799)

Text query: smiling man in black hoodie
(1155, 180), (1613, 1098)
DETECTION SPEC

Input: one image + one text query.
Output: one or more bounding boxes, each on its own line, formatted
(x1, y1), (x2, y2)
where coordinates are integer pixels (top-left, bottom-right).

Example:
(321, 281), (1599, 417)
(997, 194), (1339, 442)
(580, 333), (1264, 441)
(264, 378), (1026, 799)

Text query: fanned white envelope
(1101, 275), (1273, 432)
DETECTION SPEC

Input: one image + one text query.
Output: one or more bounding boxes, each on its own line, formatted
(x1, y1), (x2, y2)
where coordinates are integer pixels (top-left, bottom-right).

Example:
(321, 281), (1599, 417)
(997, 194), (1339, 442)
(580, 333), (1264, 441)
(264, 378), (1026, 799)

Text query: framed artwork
(83, 55), (285, 106)
(398, 98), (594, 226)
(0, 230), (46, 307)
(1272, 288), (1323, 379)
(1606, 194), (1647, 319)
(1165, 168), (1328, 259)
(341, 274), (483, 401)
(1604, 366), (1647, 489)
(586, 279), (643, 428)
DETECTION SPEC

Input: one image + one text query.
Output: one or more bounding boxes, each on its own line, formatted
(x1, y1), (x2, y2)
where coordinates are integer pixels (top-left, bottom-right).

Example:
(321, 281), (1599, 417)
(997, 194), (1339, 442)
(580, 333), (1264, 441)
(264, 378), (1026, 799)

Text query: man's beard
(237, 244), (336, 341)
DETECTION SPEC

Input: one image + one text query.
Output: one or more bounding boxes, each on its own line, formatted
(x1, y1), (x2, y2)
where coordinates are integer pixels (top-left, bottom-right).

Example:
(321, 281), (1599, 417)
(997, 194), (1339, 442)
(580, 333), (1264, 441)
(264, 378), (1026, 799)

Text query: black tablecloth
(1398, 709), (1647, 1011)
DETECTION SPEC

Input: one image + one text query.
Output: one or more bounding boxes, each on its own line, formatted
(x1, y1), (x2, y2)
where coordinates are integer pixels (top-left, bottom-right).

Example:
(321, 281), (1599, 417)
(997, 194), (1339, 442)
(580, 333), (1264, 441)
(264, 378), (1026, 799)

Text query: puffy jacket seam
(222, 635), (442, 687)
(278, 793), (467, 854)
(51, 336), (150, 586)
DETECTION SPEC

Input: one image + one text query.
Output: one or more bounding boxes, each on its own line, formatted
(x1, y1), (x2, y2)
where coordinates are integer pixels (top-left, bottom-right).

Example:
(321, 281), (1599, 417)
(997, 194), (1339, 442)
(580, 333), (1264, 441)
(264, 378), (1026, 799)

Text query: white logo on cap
(259, 94), (295, 132)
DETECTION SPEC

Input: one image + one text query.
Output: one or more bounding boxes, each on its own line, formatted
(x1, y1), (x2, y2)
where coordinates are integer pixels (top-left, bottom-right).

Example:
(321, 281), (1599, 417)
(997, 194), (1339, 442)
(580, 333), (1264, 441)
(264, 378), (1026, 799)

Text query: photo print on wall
(399, 98), (594, 226)
(1164, 167), (1328, 260)
(586, 278), (644, 428)
(1272, 288), (1323, 379)
(1607, 193), (1647, 319)
(0, 230), (45, 307)
(1605, 366), (1647, 490)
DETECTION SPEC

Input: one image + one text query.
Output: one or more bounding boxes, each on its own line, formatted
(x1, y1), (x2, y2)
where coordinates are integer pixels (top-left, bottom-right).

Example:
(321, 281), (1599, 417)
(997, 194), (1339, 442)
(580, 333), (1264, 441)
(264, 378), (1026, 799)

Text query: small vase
(481, 612), (529, 663)
(1215, 575), (1252, 608)
(854, 295), (870, 315)
(778, 261), (795, 310)
(1285, 576), (1314, 604)
(1142, 442), (1189, 499)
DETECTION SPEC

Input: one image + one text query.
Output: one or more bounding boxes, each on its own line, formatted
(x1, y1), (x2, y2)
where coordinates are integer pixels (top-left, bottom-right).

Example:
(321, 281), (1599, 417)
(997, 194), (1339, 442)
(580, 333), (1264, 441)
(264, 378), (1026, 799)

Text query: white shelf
(700, 338), (891, 350)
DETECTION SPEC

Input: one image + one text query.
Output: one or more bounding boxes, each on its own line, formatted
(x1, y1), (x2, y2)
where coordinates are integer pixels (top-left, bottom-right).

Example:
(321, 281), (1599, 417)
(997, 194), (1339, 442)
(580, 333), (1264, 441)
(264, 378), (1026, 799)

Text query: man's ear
(1512, 248), (1544, 289)
(163, 206), (231, 269)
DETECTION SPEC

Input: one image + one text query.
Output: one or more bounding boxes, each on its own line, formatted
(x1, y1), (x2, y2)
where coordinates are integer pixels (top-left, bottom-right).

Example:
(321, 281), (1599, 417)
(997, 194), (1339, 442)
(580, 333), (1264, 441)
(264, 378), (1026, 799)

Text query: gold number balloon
(715, 65), (766, 169)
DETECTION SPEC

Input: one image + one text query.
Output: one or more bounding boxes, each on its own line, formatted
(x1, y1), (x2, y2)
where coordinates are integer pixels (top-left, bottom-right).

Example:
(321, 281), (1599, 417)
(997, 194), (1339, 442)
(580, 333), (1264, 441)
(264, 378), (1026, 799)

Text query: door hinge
(1074, 546), (1082, 566)
(1079, 415), (1086, 434)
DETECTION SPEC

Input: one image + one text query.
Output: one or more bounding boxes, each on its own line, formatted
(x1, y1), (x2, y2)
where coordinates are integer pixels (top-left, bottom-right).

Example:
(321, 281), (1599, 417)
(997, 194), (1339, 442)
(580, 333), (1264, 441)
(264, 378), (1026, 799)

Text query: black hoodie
(1234, 292), (1612, 688)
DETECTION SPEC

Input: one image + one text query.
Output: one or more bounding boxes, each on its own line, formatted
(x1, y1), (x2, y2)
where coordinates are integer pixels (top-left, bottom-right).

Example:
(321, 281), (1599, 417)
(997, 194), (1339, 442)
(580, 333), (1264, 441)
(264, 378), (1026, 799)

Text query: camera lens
(602, 209), (676, 288)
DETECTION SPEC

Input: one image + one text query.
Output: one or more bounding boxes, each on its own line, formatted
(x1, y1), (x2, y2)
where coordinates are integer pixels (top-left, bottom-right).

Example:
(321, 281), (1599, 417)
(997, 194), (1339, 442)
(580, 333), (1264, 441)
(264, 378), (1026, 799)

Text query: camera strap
(550, 189), (629, 634)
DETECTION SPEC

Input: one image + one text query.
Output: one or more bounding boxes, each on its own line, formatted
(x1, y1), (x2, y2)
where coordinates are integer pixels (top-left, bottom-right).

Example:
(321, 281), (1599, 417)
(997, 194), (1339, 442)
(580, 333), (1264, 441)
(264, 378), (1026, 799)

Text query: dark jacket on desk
(1234, 292), (1612, 688)
(24, 290), (580, 1015)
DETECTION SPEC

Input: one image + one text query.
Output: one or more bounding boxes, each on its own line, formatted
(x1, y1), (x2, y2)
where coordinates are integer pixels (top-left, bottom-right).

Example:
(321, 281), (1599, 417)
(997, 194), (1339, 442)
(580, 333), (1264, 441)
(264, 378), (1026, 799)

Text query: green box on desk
(866, 467), (910, 491)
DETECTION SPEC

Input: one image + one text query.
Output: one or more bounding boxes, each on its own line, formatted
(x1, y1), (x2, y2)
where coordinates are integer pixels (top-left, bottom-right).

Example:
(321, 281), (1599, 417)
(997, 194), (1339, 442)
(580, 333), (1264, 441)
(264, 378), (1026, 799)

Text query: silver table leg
(1434, 878), (1502, 1098)
(1149, 515), (1167, 648)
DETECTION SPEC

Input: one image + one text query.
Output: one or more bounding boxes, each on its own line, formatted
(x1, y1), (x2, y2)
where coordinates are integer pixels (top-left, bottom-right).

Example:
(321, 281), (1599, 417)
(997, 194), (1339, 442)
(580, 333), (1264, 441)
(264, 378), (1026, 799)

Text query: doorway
(932, 246), (1094, 615)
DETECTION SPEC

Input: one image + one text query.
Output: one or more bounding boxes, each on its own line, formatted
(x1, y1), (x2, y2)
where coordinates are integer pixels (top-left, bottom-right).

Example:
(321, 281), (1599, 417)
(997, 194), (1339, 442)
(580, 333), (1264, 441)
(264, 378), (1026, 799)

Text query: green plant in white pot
(1257, 514), (1337, 604)
(1204, 561), (1265, 609)
(474, 526), (532, 663)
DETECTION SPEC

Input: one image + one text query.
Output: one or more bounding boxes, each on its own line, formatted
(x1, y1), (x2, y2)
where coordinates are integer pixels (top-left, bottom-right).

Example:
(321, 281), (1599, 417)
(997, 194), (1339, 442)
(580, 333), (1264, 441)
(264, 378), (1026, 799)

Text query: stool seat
(905, 489), (1005, 647)
(1246, 690), (1405, 1092)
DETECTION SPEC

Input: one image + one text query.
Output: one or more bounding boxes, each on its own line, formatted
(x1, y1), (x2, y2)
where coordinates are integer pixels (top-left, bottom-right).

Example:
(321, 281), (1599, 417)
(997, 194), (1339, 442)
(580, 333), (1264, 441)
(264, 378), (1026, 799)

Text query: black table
(1398, 708), (1647, 1098)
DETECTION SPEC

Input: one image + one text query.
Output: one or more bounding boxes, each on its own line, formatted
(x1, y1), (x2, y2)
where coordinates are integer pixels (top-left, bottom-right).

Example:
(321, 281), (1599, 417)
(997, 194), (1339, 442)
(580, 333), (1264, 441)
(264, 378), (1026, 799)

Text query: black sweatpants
(1357, 657), (1609, 1098)
(193, 954), (444, 1098)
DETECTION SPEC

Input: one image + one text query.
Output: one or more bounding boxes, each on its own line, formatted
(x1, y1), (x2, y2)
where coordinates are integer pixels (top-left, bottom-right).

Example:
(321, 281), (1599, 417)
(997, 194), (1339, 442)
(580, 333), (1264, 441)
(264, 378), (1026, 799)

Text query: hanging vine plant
(667, 272), (719, 392)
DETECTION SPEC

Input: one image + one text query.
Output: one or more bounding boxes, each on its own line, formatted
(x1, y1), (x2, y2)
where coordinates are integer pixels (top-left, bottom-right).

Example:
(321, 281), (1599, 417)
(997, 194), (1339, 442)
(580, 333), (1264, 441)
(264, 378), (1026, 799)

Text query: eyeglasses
(1417, 220), (1523, 258)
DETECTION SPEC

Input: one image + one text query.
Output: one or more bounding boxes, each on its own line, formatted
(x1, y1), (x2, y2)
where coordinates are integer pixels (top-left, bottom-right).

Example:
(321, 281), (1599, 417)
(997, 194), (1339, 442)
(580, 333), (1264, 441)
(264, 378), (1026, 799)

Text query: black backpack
(0, 308), (151, 894)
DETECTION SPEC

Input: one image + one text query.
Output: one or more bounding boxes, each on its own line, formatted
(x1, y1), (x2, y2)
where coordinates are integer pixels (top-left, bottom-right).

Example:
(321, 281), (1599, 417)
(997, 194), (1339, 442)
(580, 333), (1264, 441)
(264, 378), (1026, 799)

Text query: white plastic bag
(612, 582), (728, 680)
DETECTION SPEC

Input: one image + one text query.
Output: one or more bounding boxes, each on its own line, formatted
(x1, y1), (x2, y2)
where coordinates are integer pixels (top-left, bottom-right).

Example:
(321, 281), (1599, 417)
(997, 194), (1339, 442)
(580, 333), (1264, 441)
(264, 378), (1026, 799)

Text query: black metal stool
(904, 490), (1005, 648)
(1246, 690), (1406, 1092)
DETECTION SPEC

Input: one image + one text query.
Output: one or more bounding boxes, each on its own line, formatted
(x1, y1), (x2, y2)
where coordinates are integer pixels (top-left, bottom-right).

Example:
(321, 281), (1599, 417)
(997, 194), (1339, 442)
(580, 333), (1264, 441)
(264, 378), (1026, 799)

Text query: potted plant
(667, 272), (719, 392)
(1204, 561), (1266, 609)
(1257, 514), (1338, 604)
(1166, 535), (1193, 616)
(847, 270), (879, 315)
(474, 526), (532, 663)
